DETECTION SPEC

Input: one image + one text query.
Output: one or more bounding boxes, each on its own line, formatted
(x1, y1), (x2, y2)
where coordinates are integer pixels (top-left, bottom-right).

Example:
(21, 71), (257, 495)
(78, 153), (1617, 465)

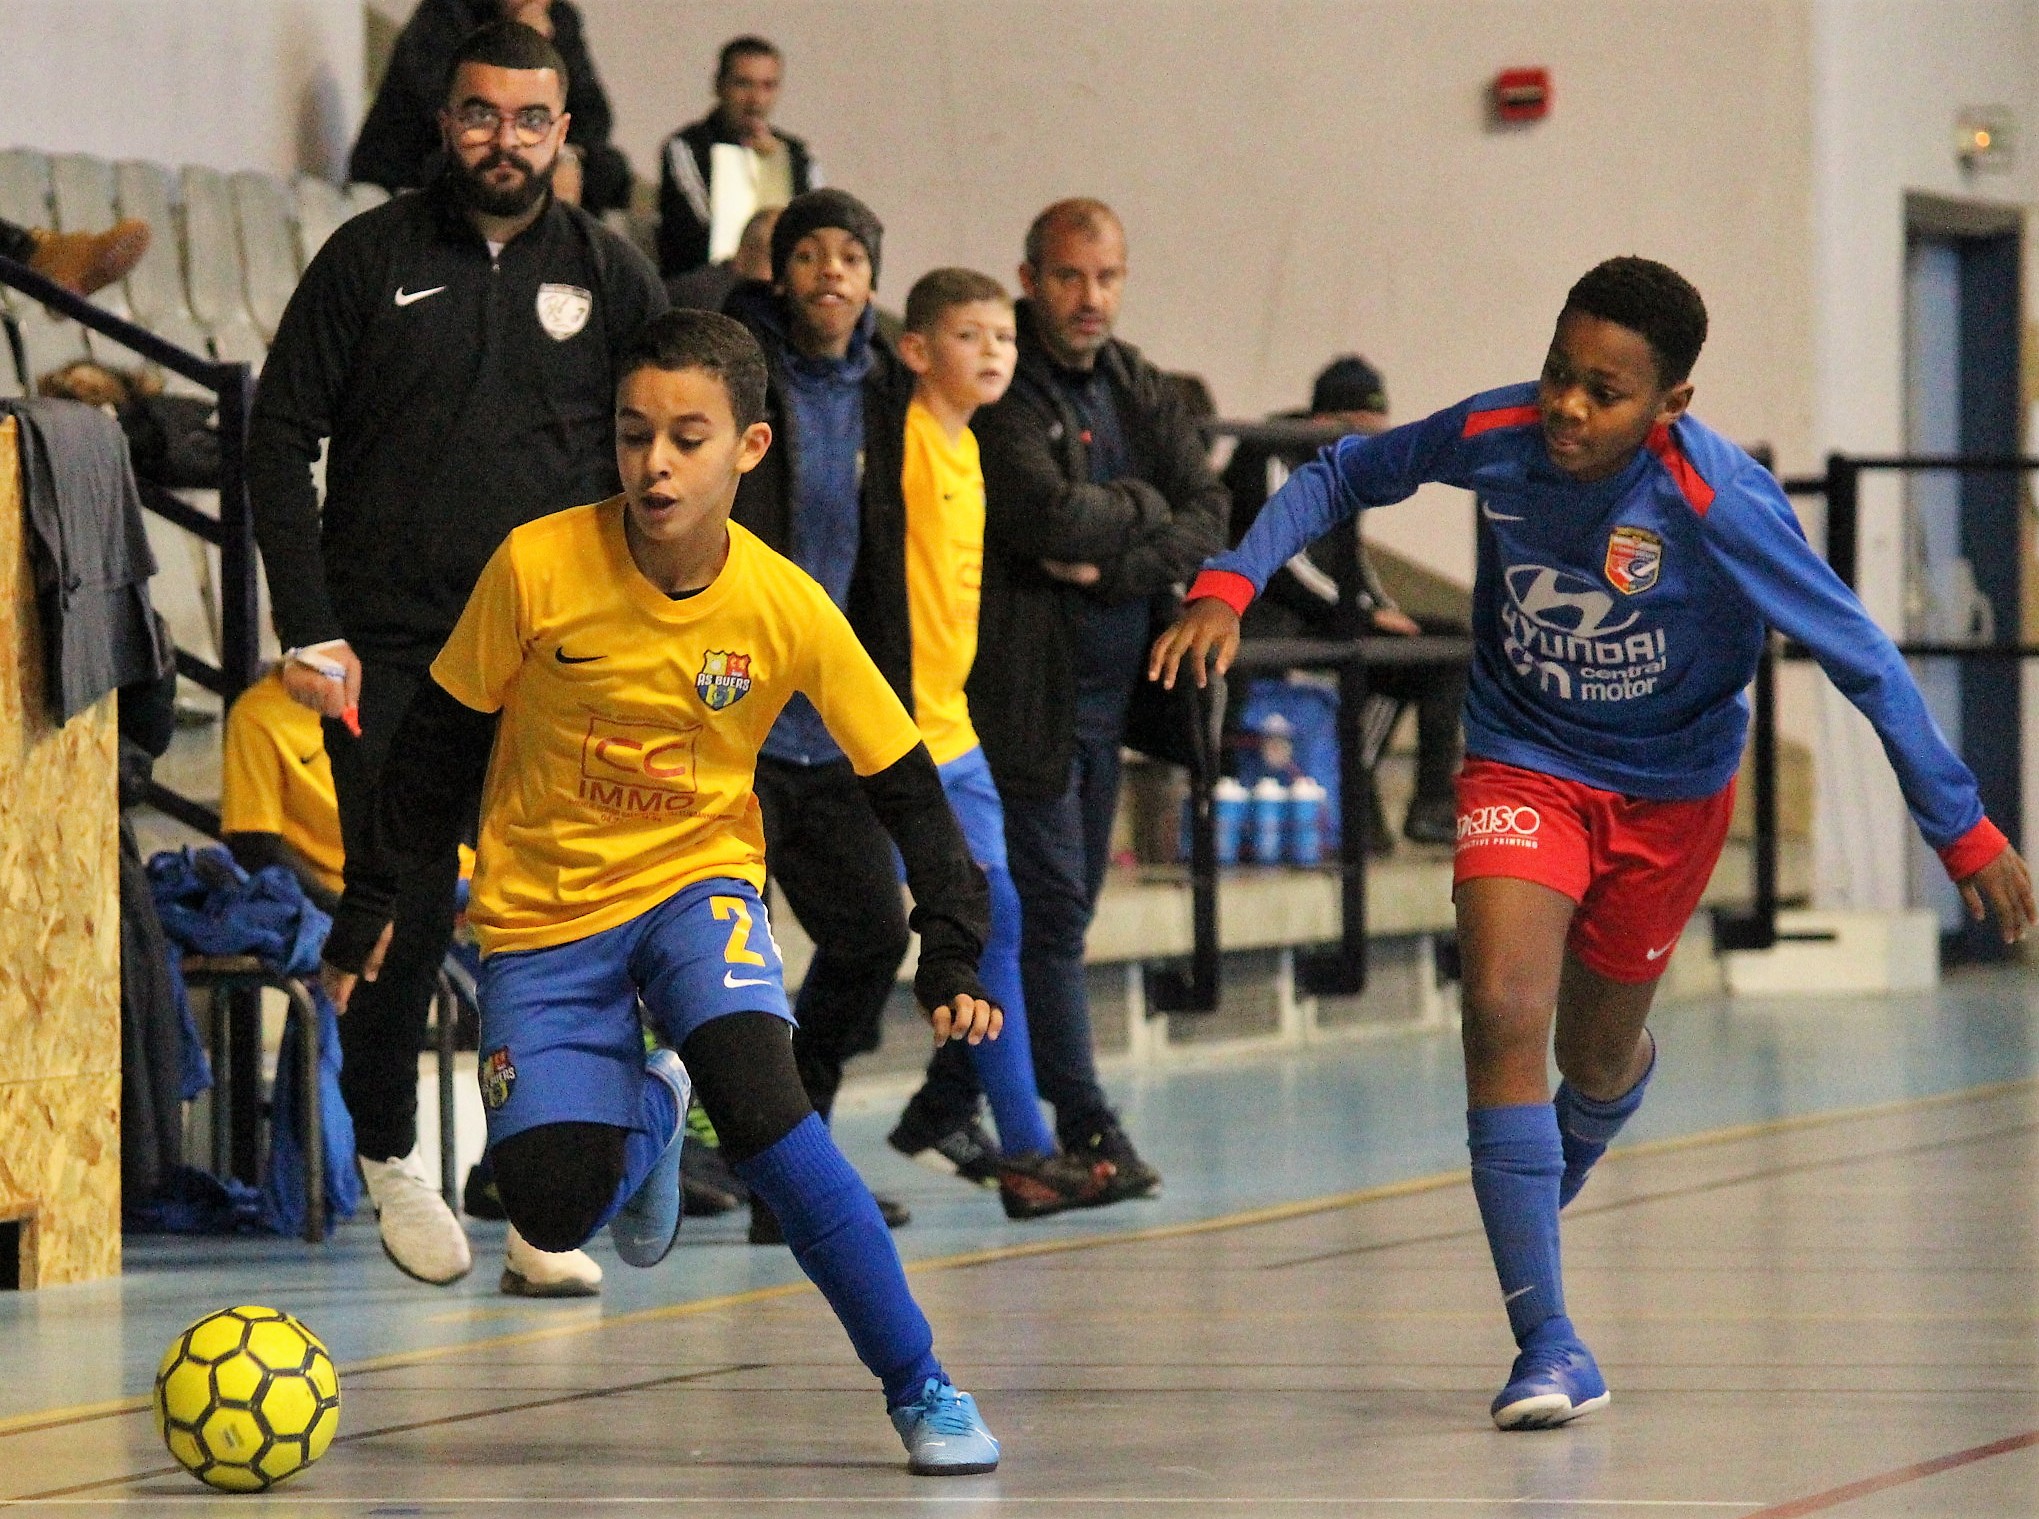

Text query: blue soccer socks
(969, 863), (1056, 1159)
(1554, 1030), (1656, 1208)
(607, 1049), (690, 1266)
(735, 1113), (943, 1407)
(1468, 1102), (1568, 1349)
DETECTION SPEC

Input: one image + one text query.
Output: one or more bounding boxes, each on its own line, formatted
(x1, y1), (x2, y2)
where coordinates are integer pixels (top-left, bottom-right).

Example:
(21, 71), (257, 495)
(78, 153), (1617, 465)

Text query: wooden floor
(7, 969), (2039, 1515)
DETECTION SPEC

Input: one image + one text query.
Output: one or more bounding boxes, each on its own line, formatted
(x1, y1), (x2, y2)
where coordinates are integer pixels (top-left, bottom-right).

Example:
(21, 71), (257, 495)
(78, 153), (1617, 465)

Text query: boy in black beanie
(722, 189), (920, 1242)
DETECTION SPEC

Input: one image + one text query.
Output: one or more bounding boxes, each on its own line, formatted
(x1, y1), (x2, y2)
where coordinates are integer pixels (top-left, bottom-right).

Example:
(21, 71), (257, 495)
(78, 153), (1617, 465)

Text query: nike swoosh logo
(1480, 501), (1526, 522)
(1502, 1285), (1535, 1304)
(394, 285), (447, 307)
(1645, 941), (1678, 961)
(723, 972), (772, 989)
(554, 648), (604, 664)
(297, 751), (320, 766)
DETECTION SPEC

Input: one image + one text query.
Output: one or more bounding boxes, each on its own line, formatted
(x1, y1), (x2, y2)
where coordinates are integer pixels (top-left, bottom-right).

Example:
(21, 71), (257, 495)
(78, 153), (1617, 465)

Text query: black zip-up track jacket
(248, 180), (666, 667)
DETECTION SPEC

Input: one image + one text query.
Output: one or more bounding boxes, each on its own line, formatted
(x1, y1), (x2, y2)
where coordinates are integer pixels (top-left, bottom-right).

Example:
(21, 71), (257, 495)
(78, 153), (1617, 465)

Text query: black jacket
(349, 0), (632, 213)
(967, 302), (1228, 800)
(1222, 419), (1393, 637)
(657, 115), (819, 277)
(248, 177), (666, 667)
(5, 398), (172, 723)
(723, 281), (916, 715)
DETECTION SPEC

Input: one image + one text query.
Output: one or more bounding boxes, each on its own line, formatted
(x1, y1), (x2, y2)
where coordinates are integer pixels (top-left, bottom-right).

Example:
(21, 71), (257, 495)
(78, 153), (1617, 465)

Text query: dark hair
(903, 268), (1011, 334)
(1022, 198), (1123, 269)
(616, 310), (769, 430)
(717, 35), (781, 82)
(1561, 256), (1708, 387)
(446, 20), (570, 101)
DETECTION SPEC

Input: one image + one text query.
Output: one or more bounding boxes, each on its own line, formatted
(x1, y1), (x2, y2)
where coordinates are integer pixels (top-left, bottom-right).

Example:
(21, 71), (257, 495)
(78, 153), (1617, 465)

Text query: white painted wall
(578, 0), (1817, 588)
(1805, 0), (2039, 911)
(0, 0), (364, 180)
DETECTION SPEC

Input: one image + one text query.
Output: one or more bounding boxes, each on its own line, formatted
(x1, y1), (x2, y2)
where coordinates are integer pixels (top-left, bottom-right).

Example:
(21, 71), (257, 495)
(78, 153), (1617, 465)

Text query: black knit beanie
(770, 188), (883, 287)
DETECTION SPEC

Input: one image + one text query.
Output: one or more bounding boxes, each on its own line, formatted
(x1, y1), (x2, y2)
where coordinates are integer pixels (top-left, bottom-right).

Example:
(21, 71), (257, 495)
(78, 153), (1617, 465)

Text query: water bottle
(1287, 777), (1326, 865)
(1251, 776), (1288, 864)
(1212, 778), (1249, 865)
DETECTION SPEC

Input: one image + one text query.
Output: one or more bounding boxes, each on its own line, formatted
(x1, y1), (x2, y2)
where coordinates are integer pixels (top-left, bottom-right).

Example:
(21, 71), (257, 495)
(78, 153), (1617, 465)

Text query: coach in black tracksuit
(249, 22), (664, 1283)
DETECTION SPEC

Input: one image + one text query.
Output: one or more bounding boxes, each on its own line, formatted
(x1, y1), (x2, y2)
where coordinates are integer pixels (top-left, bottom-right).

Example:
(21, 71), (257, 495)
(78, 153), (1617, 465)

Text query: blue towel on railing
(145, 847), (360, 1233)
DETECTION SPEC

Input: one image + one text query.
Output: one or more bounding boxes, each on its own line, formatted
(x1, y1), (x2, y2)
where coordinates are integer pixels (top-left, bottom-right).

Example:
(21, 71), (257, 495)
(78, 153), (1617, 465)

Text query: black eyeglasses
(450, 104), (557, 145)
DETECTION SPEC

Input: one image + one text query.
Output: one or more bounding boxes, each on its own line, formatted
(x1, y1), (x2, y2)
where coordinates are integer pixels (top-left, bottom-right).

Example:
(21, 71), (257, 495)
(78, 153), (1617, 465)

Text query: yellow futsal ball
(152, 1305), (341, 1492)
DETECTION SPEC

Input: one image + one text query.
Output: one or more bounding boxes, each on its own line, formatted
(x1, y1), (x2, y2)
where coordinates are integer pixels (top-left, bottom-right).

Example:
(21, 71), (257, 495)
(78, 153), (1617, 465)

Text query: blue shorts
(474, 878), (792, 1144)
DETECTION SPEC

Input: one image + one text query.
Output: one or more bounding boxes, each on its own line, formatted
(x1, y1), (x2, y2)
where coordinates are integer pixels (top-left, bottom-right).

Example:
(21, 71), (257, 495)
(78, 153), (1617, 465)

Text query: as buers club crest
(696, 650), (753, 711)
(536, 282), (592, 340)
(480, 1047), (517, 1110)
(1604, 525), (1662, 595)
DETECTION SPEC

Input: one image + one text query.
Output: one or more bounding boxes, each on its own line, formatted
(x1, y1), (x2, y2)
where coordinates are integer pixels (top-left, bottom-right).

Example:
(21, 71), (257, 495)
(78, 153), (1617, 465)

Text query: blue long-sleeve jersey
(1194, 382), (2002, 877)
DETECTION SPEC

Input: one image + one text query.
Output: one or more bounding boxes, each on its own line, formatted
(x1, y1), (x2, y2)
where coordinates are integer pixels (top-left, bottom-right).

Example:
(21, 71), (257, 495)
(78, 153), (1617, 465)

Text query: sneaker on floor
(500, 1222), (603, 1298)
(1066, 1120), (1161, 1202)
(889, 1377), (1000, 1476)
(681, 1137), (745, 1216)
(462, 1159), (506, 1221)
(609, 1049), (693, 1268)
(1490, 1333), (1611, 1430)
(998, 1151), (1116, 1220)
(749, 1190), (910, 1246)
(360, 1152), (473, 1285)
(28, 218), (150, 296)
(888, 1107), (1002, 1189)
(1403, 793), (1459, 846)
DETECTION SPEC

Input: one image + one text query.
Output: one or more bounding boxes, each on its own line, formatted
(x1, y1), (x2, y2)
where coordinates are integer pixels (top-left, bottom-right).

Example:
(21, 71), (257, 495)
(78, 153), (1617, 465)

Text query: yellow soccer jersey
(219, 668), (346, 892)
(432, 502), (924, 955)
(901, 399), (984, 765)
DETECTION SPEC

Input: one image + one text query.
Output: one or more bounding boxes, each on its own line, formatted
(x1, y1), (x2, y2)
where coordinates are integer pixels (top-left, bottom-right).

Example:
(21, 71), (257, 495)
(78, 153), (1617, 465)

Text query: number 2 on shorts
(711, 895), (768, 967)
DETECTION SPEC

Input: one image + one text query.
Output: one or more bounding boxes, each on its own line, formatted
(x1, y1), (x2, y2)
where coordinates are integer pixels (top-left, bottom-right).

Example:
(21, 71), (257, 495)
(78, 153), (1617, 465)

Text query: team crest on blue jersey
(1604, 526), (1662, 595)
(480, 1047), (516, 1110)
(696, 650), (753, 711)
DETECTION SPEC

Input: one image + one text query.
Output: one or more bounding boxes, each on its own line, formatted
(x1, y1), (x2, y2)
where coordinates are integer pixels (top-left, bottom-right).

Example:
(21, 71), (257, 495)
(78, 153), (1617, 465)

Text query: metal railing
(0, 252), (259, 837)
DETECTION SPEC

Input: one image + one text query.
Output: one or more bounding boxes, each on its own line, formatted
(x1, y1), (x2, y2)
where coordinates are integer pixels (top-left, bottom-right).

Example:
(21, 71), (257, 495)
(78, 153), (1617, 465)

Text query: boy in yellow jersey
(884, 269), (1115, 1217)
(319, 308), (1003, 1475)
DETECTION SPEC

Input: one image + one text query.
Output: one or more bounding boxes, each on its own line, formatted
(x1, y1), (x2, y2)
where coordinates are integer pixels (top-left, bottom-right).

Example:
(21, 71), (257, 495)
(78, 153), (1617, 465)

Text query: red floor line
(1743, 1428), (2039, 1517)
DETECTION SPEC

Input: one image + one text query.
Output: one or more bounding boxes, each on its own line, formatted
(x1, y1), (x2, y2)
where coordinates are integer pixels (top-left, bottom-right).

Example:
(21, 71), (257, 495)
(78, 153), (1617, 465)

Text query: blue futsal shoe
(610, 1049), (693, 1268)
(1490, 1332), (1611, 1430)
(889, 1377), (1001, 1475)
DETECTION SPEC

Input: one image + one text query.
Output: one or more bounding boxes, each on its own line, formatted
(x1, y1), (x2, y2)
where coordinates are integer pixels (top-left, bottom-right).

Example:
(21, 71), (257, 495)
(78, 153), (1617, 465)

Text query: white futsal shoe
(501, 1223), (603, 1298)
(360, 1152), (474, 1285)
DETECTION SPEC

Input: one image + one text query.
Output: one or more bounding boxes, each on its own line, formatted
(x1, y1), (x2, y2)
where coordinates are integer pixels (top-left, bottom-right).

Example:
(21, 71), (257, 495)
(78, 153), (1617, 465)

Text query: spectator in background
(723, 189), (914, 1244)
(667, 205), (779, 313)
(1222, 356), (1465, 847)
(351, 0), (634, 214)
(0, 214), (149, 296)
(250, 20), (663, 1291)
(965, 199), (1228, 1196)
(657, 37), (820, 279)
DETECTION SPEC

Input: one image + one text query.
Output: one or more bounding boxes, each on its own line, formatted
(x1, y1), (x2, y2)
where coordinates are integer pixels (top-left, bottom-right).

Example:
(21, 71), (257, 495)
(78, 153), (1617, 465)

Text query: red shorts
(1452, 757), (1735, 984)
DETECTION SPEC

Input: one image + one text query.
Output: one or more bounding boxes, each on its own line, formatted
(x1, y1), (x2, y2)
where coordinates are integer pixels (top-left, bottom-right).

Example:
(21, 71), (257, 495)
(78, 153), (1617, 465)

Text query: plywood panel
(0, 415), (122, 1286)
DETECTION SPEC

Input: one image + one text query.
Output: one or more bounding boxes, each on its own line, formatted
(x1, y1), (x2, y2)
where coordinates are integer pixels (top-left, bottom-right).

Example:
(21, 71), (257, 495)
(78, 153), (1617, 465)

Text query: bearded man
(248, 19), (665, 1291)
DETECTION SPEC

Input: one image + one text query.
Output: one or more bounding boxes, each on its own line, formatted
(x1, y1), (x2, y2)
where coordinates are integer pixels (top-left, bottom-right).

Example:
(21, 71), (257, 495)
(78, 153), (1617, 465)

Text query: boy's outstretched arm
(321, 679), (497, 1007)
(858, 744), (1002, 1046)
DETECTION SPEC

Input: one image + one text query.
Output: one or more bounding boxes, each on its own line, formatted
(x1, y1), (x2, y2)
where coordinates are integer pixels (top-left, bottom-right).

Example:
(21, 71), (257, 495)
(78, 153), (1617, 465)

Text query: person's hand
(1371, 606), (1422, 637)
(281, 641), (362, 721)
(320, 922), (392, 1013)
(1148, 598), (1241, 690)
(1042, 560), (1101, 587)
(930, 993), (1002, 1046)
(1960, 846), (2036, 943)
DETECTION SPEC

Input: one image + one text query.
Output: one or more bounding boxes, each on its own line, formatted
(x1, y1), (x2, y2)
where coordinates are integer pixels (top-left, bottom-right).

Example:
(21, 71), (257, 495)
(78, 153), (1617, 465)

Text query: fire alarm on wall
(1491, 68), (1551, 125)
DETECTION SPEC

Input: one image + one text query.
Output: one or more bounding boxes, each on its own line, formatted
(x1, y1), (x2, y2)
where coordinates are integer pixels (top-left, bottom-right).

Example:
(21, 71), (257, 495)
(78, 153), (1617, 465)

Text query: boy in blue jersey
(1151, 257), (2035, 1430)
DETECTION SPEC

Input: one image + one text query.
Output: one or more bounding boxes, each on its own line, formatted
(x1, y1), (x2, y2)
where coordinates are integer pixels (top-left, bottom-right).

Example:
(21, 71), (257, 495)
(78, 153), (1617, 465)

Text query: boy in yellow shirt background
(884, 269), (1114, 1216)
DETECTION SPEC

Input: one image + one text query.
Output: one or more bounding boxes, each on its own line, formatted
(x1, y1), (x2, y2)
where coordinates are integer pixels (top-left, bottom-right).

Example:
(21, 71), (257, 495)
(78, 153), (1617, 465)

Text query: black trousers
(753, 755), (911, 1119)
(1367, 611), (1468, 803)
(0, 217), (34, 265)
(325, 660), (466, 1162)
